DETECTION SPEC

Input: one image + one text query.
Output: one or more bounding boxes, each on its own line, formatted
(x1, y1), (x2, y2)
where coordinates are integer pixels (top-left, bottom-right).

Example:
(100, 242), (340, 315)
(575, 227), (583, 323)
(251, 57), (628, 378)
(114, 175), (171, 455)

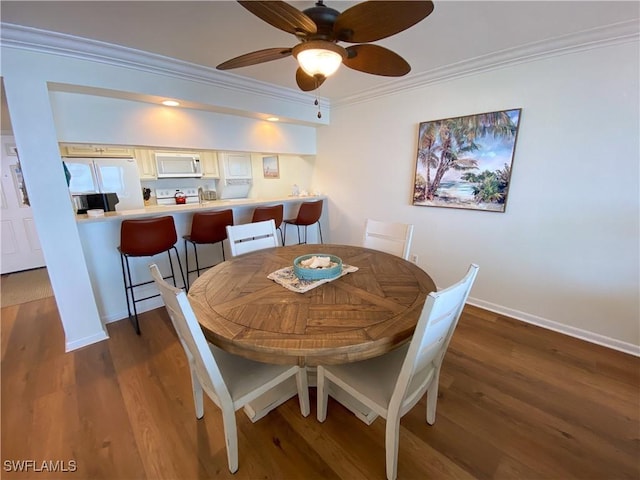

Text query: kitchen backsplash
(140, 153), (316, 202)
(60, 143), (317, 204)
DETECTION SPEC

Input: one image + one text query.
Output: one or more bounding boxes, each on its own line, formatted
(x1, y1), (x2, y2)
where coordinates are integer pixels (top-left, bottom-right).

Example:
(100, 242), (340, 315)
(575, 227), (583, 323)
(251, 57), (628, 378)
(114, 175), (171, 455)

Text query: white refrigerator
(65, 157), (144, 211)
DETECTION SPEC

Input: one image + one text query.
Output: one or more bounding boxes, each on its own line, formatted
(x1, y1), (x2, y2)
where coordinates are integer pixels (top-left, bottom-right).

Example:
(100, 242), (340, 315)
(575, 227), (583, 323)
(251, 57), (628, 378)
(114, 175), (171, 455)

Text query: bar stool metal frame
(118, 216), (186, 334)
(183, 209), (234, 289)
(283, 199), (324, 245)
(251, 204), (284, 245)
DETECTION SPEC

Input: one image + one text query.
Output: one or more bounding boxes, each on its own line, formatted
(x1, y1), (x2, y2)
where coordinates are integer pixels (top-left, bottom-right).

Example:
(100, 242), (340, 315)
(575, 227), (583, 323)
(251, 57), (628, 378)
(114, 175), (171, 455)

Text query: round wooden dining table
(187, 244), (436, 367)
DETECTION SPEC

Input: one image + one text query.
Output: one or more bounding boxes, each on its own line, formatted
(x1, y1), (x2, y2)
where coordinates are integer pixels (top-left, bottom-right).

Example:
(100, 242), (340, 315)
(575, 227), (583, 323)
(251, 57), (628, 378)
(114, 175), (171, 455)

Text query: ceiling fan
(216, 0), (435, 92)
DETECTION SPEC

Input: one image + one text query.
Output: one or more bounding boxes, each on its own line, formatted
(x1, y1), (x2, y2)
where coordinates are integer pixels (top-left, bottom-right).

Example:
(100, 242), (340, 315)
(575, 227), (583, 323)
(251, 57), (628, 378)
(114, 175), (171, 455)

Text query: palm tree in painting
(416, 111), (518, 201)
(462, 164), (511, 203)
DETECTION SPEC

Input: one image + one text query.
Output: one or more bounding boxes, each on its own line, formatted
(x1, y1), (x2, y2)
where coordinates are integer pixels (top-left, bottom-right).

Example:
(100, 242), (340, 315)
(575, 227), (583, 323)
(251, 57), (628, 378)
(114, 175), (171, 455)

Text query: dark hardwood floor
(2, 297), (639, 479)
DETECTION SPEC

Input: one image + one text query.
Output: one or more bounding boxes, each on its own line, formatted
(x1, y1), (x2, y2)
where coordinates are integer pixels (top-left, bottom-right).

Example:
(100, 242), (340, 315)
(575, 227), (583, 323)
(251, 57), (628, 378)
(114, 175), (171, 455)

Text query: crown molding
(1, 20), (638, 112)
(333, 19), (640, 108)
(0, 23), (324, 108)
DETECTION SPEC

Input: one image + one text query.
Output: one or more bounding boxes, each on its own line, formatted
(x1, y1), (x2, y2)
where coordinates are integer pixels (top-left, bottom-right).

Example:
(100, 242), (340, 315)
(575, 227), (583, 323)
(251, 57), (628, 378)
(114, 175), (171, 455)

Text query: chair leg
(316, 366), (329, 422)
(189, 365), (205, 419)
(297, 225), (301, 244)
(426, 373), (440, 425)
(119, 252), (133, 319)
(120, 253), (141, 335)
(317, 221), (323, 244)
(193, 243), (201, 278)
(169, 246), (187, 291)
(385, 414), (401, 480)
(295, 368), (310, 417)
(184, 240), (191, 290)
(222, 408), (239, 473)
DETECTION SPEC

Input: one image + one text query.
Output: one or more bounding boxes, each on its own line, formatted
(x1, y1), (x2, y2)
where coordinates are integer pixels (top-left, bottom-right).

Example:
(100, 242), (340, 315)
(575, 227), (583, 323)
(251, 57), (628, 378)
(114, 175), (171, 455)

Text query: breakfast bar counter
(75, 195), (324, 222)
(75, 195), (327, 325)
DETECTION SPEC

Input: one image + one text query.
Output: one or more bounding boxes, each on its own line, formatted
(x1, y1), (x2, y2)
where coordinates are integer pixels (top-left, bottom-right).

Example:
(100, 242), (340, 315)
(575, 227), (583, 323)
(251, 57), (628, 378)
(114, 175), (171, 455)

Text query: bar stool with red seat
(183, 209), (234, 289)
(251, 204), (284, 245)
(283, 199), (324, 245)
(118, 216), (186, 334)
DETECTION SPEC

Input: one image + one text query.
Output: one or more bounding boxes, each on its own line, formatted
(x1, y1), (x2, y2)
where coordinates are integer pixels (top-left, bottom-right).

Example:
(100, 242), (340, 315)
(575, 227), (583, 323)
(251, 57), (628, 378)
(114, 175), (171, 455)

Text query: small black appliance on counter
(73, 193), (119, 214)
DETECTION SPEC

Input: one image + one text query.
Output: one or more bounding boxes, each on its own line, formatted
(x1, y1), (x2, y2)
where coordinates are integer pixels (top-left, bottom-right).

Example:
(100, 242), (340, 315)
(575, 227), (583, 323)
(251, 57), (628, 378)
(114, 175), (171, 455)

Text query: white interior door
(1, 135), (45, 273)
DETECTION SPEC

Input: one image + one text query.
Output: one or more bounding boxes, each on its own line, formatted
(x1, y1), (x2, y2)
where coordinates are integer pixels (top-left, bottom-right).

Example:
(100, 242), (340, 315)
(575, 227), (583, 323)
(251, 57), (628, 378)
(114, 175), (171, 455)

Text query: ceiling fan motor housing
(219, 1), (435, 92)
(302, 2), (342, 41)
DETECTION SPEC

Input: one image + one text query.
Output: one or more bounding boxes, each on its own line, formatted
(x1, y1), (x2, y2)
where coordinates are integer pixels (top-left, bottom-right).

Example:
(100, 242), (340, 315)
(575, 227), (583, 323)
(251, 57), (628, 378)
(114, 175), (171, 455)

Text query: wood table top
(187, 244), (436, 366)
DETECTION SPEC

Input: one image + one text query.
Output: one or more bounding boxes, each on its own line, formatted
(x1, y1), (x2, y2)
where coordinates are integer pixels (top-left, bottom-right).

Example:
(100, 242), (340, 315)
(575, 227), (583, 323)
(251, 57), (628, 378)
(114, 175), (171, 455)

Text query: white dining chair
(362, 218), (414, 261)
(149, 264), (310, 474)
(317, 264), (479, 480)
(226, 219), (279, 257)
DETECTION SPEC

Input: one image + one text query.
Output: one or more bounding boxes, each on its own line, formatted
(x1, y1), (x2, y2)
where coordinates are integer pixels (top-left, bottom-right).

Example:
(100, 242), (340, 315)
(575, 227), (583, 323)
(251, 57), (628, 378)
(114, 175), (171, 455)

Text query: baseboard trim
(97, 294), (640, 357)
(467, 297), (640, 357)
(65, 329), (109, 352)
(101, 297), (165, 324)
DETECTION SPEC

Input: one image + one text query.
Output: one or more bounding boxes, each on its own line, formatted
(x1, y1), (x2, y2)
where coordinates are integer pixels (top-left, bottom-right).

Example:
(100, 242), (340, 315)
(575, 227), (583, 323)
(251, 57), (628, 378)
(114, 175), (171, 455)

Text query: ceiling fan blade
(238, 1), (317, 36)
(344, 44), (411, 76)
(334, 1), (434, 43)
(295, 68), (326, 91)
(217, 48), (292, 70)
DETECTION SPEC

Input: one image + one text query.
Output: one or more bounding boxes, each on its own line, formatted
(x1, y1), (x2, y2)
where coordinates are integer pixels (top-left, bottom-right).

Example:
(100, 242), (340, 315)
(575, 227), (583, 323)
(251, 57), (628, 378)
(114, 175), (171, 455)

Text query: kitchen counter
(75, 195), (325, 222)
(75, 194), (328, 325)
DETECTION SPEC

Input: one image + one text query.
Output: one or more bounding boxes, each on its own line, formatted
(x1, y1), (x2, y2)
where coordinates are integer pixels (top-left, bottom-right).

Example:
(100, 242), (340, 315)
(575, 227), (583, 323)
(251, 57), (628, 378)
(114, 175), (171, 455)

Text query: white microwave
(155, 152), (202, 178)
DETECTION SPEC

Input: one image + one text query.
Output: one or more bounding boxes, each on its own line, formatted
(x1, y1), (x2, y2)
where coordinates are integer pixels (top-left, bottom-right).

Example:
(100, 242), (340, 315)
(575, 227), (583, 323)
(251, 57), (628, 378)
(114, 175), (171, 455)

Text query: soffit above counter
(2, 23), (329, 127)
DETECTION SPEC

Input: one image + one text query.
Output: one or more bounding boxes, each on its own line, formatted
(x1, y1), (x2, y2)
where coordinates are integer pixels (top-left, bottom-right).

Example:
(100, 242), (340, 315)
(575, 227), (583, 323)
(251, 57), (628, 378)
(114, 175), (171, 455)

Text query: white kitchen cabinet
(201, 151), (219, 178)
(219, 152), (253, 178)
(60, 144), (134, 158)
(134, 148), (157, 180)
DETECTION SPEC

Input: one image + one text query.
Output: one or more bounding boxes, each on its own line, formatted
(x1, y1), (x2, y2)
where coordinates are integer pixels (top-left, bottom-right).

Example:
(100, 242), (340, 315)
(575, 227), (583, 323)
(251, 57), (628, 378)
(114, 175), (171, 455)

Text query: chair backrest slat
(150, 264), (231, 407)
(363, 219), (414, 260)
(226, 220), (279, 257)
(391, 264), (479, 414)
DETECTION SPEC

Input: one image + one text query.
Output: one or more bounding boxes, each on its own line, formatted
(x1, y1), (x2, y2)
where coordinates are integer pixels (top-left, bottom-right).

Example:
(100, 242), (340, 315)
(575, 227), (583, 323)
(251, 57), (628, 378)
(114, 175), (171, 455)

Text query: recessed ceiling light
(162, 100), (180, 107)
(266, 116), (279, 122)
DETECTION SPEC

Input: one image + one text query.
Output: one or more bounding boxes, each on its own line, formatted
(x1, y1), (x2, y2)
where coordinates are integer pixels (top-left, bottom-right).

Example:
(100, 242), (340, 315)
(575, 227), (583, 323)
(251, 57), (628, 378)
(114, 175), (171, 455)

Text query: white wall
(49, 91), (317, 155)
(315, 41), (640, 354)
(1, 46), (319, 351)
(49, 90), (318, 198)
(250, 154), (315, 199)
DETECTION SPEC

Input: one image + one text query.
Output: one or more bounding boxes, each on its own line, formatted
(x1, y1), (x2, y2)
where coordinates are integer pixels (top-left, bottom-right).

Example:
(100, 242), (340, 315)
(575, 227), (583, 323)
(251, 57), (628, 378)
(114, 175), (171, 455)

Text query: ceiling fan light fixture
(293, 41), (346, 78)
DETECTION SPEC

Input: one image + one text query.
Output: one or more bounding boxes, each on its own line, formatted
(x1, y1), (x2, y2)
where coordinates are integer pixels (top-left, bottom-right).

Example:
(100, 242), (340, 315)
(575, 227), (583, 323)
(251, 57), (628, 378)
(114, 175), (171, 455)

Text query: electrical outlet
(410, 254), (418, 264)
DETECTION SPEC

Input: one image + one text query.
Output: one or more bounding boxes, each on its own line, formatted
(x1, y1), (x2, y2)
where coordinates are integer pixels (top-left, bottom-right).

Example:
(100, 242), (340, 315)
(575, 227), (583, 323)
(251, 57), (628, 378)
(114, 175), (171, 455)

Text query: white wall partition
(315, 40), (640, 354)
(49, 92), (317, 155)
(1, 46), (319, 351)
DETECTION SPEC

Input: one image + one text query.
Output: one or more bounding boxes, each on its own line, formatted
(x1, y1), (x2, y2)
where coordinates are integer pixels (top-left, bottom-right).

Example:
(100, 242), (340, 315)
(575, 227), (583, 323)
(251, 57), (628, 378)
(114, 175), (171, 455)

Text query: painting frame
(412, 108), (522, 213)
(262, 155), (280, 179)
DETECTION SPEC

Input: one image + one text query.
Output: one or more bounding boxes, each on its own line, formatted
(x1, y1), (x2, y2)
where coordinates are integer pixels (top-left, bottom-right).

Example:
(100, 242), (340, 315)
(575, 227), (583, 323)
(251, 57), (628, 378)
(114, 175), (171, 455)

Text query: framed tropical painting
(413, 108), (522, 212)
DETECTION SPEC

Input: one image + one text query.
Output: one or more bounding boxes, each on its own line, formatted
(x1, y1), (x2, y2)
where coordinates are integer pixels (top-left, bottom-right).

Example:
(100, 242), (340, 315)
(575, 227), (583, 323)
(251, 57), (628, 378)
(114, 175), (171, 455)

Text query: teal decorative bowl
(293, 254), (343, 281)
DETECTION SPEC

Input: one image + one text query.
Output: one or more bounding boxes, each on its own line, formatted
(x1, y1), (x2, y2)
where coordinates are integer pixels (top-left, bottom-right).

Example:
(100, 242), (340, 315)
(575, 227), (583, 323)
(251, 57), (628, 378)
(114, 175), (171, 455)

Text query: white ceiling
(2, 0), (638, 103)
